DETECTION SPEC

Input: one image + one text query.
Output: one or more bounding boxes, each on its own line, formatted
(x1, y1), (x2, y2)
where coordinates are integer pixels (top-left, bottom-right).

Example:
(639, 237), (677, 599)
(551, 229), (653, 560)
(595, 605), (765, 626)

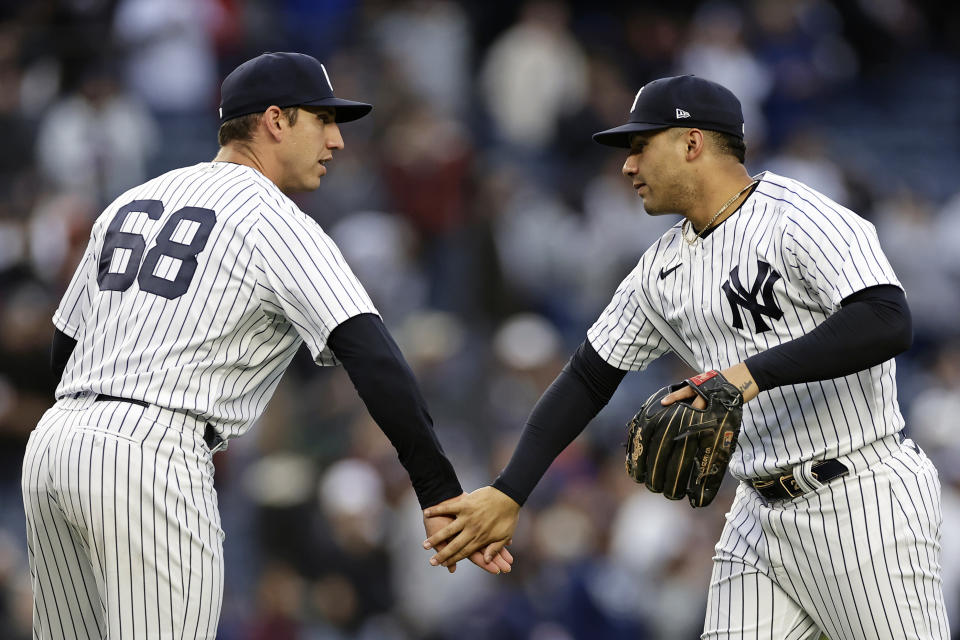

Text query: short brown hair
(706, 129), (746, 164)
(217, 106), (300, 146)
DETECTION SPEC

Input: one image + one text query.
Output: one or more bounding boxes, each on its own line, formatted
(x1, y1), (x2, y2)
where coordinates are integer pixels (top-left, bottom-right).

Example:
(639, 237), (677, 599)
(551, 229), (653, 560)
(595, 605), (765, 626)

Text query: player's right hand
(422, 486), (520, 568)
(423, 503), (513, 574)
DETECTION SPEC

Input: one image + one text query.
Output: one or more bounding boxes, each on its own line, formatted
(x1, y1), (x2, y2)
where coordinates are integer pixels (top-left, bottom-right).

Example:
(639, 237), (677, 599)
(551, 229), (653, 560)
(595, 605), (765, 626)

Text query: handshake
(418, 369), (747, 575)
(421, 487), (521, 575)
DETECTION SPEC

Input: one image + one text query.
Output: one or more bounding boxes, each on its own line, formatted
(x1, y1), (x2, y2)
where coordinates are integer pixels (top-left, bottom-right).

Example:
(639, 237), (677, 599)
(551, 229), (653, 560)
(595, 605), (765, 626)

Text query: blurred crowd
(1, 0), (959, 638)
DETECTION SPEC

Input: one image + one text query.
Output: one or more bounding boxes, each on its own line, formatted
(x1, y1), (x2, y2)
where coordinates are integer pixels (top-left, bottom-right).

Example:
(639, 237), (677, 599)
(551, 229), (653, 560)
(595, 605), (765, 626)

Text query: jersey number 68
(96, 199), (217, 300)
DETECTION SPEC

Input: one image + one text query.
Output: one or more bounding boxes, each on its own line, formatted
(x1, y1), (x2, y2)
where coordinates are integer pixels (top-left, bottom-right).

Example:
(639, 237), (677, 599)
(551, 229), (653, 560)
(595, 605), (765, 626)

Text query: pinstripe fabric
(26, 161), (379, 638)
(704, 437), (948, 639)
(585, 171), (948, 637)
(588, 172), (903, 479)
(23, 397), (224, 639)
(53, 162), (377, 440)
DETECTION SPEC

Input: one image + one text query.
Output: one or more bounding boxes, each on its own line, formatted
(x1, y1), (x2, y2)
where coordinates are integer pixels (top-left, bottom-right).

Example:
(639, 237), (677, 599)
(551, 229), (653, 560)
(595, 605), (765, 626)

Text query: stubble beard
(642, 178), (696, 218)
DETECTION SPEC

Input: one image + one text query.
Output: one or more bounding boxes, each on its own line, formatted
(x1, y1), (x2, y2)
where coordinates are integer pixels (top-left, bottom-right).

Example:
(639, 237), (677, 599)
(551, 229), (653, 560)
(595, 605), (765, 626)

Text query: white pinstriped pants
(21, 396), (224, 639)
(703, 434), (949, 639)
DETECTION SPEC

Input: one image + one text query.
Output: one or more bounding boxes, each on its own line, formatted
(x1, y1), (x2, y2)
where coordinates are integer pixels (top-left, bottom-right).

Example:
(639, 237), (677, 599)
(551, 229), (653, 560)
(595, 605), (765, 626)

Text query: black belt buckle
(751, 458), (849, 501)
(810, 459), (849, 483)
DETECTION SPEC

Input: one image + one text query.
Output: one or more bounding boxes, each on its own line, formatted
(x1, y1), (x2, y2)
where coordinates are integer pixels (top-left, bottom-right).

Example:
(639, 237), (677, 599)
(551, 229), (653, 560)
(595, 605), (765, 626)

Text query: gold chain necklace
(683, 179), (758, 245)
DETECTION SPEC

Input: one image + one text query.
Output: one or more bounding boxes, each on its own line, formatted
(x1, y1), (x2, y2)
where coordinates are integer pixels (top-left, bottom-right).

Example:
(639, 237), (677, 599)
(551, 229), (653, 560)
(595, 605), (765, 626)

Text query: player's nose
(622, 154), (639, 177)
(326, 122), (344, 150)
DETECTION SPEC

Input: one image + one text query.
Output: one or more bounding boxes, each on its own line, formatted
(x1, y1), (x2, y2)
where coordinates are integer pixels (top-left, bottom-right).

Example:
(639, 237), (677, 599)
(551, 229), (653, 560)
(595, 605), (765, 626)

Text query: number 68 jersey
(587, 171), (905, 480)
(54, 161), (377, 439)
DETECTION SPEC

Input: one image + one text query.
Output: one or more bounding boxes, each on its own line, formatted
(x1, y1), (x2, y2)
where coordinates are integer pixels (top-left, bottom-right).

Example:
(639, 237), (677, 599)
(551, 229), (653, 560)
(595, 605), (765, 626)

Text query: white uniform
(588, 172), (948, 639)
(22, 161), (378, 638)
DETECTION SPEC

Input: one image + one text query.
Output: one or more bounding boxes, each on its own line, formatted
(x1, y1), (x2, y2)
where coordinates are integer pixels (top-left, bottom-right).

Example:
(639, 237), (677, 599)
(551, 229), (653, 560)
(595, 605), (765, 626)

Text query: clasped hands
(421, 486), (521, 575)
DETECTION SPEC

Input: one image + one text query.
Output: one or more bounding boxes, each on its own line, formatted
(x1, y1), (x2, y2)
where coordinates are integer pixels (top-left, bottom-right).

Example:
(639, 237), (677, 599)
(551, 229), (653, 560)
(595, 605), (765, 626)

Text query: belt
(94, 394), (225, 452)
(749, 458), (849, 501)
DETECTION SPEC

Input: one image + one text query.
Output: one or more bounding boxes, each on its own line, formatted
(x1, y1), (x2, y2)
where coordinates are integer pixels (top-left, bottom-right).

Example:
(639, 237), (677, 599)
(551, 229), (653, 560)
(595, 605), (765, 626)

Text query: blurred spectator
(677, 1), (773, 146)
(380, 101), (474, 310)
(875, 188), (960, 342)
(550, 56), (634, 208)
(388, 490), (495, 638)
(246, 562), (305, 640)
(490, 177), (583, 329)
(764, 128), (850, 205)
(370, 0), (472, 118)
(936, 188), (960, 279)
(751, 0), (859, 147)
(0, 29), (38, 196)
(112, 0), (222, 171)
(329, 210), (427, 321)
(0, 281), (58, 436)
(310, 459), (394, 633)
(576, 161), (674, 316)
(619, 7), (685, 83)
(112, 0), (222, 115)
(34, 64), (158, 205)
(26, 192), (96, 287)
(479, 0), (588, 151)
(0, 531), (31, 640)
(273, 0), (358, 62)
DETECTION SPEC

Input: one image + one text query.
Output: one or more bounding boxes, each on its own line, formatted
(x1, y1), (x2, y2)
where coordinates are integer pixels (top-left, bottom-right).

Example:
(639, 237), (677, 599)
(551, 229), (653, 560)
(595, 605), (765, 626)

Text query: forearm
(493, 340), (626, 505)
(329, 314), (462, 508)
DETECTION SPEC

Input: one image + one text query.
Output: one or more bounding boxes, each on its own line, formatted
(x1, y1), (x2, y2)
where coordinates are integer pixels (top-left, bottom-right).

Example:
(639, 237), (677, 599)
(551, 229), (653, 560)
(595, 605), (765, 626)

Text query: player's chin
(303, 172), (324, 190)
(642, 201), (668, 216)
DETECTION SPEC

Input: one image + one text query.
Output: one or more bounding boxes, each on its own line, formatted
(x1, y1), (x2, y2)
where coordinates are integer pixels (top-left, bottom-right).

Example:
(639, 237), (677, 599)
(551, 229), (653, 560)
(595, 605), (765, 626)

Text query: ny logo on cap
(321, 63), (333, 92)
(676, 108), (690, 119)
(630, 86), (645, 113)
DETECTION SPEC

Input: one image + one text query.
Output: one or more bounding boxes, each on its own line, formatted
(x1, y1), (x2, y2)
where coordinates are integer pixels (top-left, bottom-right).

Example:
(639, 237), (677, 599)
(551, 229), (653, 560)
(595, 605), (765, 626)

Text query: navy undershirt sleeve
(492, 339), (626, 506)
(745, 284), (912, 391)
(51, 327), (77, 381)
(490, 286), (910, 505)
(328, 313), (463, 508)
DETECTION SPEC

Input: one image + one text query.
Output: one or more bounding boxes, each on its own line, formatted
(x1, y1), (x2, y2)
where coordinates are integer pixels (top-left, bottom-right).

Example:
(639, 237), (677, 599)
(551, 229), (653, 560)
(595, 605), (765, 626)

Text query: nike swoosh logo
(659, 263), (682, 279)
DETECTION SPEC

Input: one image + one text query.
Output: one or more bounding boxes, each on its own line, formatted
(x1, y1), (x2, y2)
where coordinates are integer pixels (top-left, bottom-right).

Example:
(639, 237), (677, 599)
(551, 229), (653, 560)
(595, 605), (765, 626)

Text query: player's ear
(262, 105), (285, 141)
(684, 128), (706, 161)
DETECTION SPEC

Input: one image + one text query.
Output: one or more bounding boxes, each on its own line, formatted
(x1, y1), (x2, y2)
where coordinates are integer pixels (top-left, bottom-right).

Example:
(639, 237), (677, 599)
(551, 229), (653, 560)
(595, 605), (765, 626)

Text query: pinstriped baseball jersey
(24, 159), (380, 639)
(53, 160), (377, 441)
(587, 171), (903, 479)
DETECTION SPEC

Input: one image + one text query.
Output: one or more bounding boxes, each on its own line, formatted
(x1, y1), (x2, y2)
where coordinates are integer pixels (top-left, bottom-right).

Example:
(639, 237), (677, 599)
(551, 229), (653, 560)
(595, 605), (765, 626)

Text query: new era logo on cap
(676, 108), (690, 119)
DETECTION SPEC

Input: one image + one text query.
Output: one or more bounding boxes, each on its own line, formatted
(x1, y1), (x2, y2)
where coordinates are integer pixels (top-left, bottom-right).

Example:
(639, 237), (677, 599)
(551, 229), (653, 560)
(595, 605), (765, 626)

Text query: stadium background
(0, 0), (958, 638)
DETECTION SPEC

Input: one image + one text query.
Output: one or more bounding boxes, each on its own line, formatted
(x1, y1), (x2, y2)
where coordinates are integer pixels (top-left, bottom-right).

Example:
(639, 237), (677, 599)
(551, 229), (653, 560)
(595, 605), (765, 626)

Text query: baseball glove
(625, 370), (743, 508)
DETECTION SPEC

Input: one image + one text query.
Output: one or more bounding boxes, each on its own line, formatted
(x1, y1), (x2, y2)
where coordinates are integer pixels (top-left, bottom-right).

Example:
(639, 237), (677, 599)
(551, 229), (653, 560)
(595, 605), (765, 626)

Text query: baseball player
(21, 51), (510, 640)
(423, 75), (949, 639)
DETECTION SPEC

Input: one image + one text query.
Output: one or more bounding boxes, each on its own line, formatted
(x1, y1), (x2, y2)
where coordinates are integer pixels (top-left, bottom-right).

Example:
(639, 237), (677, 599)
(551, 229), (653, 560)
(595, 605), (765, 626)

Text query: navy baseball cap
(219, 52), (372, 124)
(593, 75), (744, 148)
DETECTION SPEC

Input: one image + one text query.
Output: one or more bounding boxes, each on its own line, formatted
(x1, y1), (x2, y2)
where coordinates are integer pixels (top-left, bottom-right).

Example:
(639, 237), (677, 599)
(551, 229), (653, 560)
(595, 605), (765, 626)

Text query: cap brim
(302, 97), (373, 123)
(592, 122), (669, 148)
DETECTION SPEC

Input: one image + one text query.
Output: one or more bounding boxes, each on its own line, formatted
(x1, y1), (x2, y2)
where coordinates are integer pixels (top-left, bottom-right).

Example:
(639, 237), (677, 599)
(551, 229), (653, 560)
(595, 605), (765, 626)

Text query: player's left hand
(662, 362), (759, 408)
(423, 502), (514, 574)
(422, 486), (519, 569)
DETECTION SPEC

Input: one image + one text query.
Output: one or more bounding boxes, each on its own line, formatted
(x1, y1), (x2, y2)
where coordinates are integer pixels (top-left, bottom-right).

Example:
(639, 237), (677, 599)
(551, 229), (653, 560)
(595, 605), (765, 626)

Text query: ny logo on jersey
(721, 260), (784, 333)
